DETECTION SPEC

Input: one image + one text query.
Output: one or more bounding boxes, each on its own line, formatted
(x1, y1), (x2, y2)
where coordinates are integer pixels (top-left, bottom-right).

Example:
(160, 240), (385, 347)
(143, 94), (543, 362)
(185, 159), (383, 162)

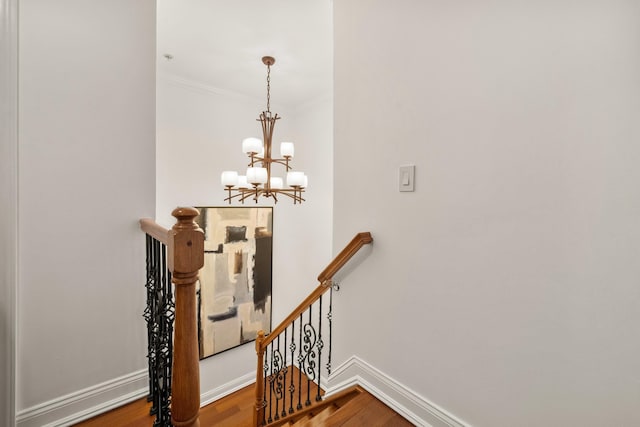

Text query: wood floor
(72, 383), (413, 427)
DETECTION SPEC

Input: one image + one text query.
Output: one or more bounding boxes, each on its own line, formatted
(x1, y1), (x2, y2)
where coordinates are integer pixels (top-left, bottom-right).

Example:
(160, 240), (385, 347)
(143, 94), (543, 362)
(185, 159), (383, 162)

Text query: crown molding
(159, 72), (269, 103)
(158, 72), (330, 113)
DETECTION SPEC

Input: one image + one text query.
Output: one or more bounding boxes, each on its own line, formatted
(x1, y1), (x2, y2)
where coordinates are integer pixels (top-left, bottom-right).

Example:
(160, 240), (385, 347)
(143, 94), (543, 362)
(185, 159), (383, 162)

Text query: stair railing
(140, 207), (204, 427)
(253, 232), (373, 427)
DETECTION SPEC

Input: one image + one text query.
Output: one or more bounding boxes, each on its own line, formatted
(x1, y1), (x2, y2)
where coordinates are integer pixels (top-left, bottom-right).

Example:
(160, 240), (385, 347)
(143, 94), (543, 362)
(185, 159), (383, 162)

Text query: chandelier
(221, 56), (307, 205)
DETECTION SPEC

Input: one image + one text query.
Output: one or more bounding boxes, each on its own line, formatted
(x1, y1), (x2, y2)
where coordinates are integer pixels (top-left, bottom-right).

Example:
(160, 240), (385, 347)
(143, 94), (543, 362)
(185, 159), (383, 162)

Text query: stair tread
(324, 391), (413, 427)
(319, 392), (371, 425)
(291, 414), (312, 427)
(303, 404), (337, 426)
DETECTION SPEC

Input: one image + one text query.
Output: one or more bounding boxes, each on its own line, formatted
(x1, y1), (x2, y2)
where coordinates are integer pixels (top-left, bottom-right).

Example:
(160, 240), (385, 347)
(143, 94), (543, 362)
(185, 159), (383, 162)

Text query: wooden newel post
(168, 207), (204, 427)
(254, 330), (266, 427)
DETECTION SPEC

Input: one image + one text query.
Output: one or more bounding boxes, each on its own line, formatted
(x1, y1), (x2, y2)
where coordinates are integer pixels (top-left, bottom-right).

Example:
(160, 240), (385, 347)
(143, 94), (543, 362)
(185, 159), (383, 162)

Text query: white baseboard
(15, 369), (256, 427)
(15, 359), (470, 427)
(16, 369), (148, 427)
(200, 371), (255, 407)
(327, 356), (470, 427)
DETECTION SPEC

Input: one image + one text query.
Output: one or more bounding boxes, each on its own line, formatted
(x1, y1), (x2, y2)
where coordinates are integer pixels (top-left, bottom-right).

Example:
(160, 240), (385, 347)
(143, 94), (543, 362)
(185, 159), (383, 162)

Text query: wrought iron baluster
(267, 342), (274, 424)
(144, 235), (154, 403)
(151, 238), (161, 417)
(159, 243), (173, 425)
(327, 286), (333, 376)
(316, 296), (323, 402)
(289, 319), (296, 414)
(297, 313), (303, 410)
(281, 330), (288, 418)
(262, 346), (268, 426)
(274, 336), (281, 421)
(154, 240), (169, 427)
(304, 305), (313, 407)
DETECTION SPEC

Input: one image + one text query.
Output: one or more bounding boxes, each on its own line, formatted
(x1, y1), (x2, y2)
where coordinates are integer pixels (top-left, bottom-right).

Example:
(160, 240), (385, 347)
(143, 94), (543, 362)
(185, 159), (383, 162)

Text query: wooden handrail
(262, 231), (373, 349)
(254, 231), (373, 426)
(139, 217), (170, 245)
(262, 281), (330, 349)
(317, 232), (373, 284)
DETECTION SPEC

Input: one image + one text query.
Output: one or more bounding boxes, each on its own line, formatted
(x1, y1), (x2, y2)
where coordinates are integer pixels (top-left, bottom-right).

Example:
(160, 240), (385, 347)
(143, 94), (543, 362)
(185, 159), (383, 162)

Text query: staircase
(270, 386), (412, 427)
(139, 214), (409, 426)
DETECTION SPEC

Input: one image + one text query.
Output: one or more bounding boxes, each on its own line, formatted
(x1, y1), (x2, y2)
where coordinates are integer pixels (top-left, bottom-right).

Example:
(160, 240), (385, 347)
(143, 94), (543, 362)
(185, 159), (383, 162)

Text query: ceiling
(157, 0), (333, 109)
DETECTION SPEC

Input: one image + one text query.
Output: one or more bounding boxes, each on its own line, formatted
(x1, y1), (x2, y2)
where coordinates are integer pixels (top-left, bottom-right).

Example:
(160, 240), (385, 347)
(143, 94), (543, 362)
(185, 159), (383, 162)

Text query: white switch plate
(399, 165), (415, 192)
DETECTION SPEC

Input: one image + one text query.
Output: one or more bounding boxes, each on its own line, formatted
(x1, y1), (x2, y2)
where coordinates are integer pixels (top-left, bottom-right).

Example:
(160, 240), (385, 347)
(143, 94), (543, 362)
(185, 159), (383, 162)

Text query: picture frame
(194, 206), (273, 359)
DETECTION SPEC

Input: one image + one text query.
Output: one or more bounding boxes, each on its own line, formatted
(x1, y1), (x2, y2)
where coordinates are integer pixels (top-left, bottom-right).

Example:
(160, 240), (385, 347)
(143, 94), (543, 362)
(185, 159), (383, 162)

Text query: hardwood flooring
(72, 383), (413, 427)
(72, 384), (256, 427)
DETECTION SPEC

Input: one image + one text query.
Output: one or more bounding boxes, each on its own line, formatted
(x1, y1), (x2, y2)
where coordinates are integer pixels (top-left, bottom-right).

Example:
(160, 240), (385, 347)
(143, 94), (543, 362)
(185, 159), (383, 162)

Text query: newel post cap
(168, 207), (204, 275)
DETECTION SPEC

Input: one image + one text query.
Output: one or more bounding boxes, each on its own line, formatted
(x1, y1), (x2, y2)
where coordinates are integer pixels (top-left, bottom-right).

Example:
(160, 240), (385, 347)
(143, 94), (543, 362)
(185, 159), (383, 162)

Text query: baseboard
(326, 356), (470, 427)
(15, 359), (468, 427)
(16, 369), (148, 427)
(15, 369), (256, 427)
(200, 371), (255, 407)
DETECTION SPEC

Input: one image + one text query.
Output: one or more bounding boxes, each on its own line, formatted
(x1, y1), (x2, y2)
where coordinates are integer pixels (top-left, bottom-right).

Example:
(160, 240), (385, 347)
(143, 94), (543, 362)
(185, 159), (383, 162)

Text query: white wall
(333, 1), (640, 426)
(156, 76), (333, 395)
(17, 0), (156, 421)
(0, 0), (18, 425)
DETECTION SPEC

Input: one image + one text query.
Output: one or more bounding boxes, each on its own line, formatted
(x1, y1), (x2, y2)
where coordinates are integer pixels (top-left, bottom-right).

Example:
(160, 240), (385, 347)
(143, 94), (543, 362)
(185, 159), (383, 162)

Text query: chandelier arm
(224, 190), (249, 203)
(226, 187), (305, 204)
(239, 191), (256, 203)
(269, 159), (292, 170)
(247, 156), (266, 168)
(270, 189), (305, 204)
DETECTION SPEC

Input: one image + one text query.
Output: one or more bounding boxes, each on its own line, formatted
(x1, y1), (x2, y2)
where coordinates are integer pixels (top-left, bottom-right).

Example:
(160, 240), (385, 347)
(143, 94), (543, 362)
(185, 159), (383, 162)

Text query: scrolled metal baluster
(289, 320), (296, 414)
(281, 330), (288, 419)
(151, 238), (161, 418)
(144, 235), (154, 403)
(267, 343), (274, 424)
(153, 239), (175, 427)
(262, 347), (269, 426)
(316, 296), (324, 402)
(273, 337), (283, 421)
(297, 313), (303, 410)
(303, 305), (317, 407)
(160, 243), (173, 424)
(327, 286), (333, 376)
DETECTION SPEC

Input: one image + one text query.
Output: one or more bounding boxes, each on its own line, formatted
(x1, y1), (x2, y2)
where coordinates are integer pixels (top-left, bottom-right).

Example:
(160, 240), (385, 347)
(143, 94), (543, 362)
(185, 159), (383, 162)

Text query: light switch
(402, 172), (410, 185)
(399, 165), (415, 192)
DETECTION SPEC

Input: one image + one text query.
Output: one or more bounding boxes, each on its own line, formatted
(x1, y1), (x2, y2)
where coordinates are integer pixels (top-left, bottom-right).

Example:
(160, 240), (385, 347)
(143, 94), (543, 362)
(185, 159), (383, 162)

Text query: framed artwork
(194, 207), (273, 359)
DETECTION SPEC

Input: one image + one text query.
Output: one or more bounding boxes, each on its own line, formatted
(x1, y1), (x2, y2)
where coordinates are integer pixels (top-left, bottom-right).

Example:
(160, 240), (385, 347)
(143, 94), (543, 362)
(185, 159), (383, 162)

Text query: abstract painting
(194, 207), (273, 359)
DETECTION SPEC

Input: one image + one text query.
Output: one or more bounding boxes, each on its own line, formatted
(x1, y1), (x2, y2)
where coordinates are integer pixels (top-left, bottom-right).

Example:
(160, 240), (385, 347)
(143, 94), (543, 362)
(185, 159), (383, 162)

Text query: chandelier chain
(266, 63), (271, 113)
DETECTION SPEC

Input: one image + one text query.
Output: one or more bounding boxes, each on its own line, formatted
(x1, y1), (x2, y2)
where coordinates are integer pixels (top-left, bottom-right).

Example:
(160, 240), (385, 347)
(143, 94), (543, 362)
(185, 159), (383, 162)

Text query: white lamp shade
(270, 177), (283, 190)
(221, 171), (238, 187)
(247, 167), (268, 184)
(257, 168), (268, 183)
(302, 175), (308, 188)
(237, 175), (249, 189)
(242, 137), (262, 154)
(280, 142), (294, 158)
(287, 171), (305, 187)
